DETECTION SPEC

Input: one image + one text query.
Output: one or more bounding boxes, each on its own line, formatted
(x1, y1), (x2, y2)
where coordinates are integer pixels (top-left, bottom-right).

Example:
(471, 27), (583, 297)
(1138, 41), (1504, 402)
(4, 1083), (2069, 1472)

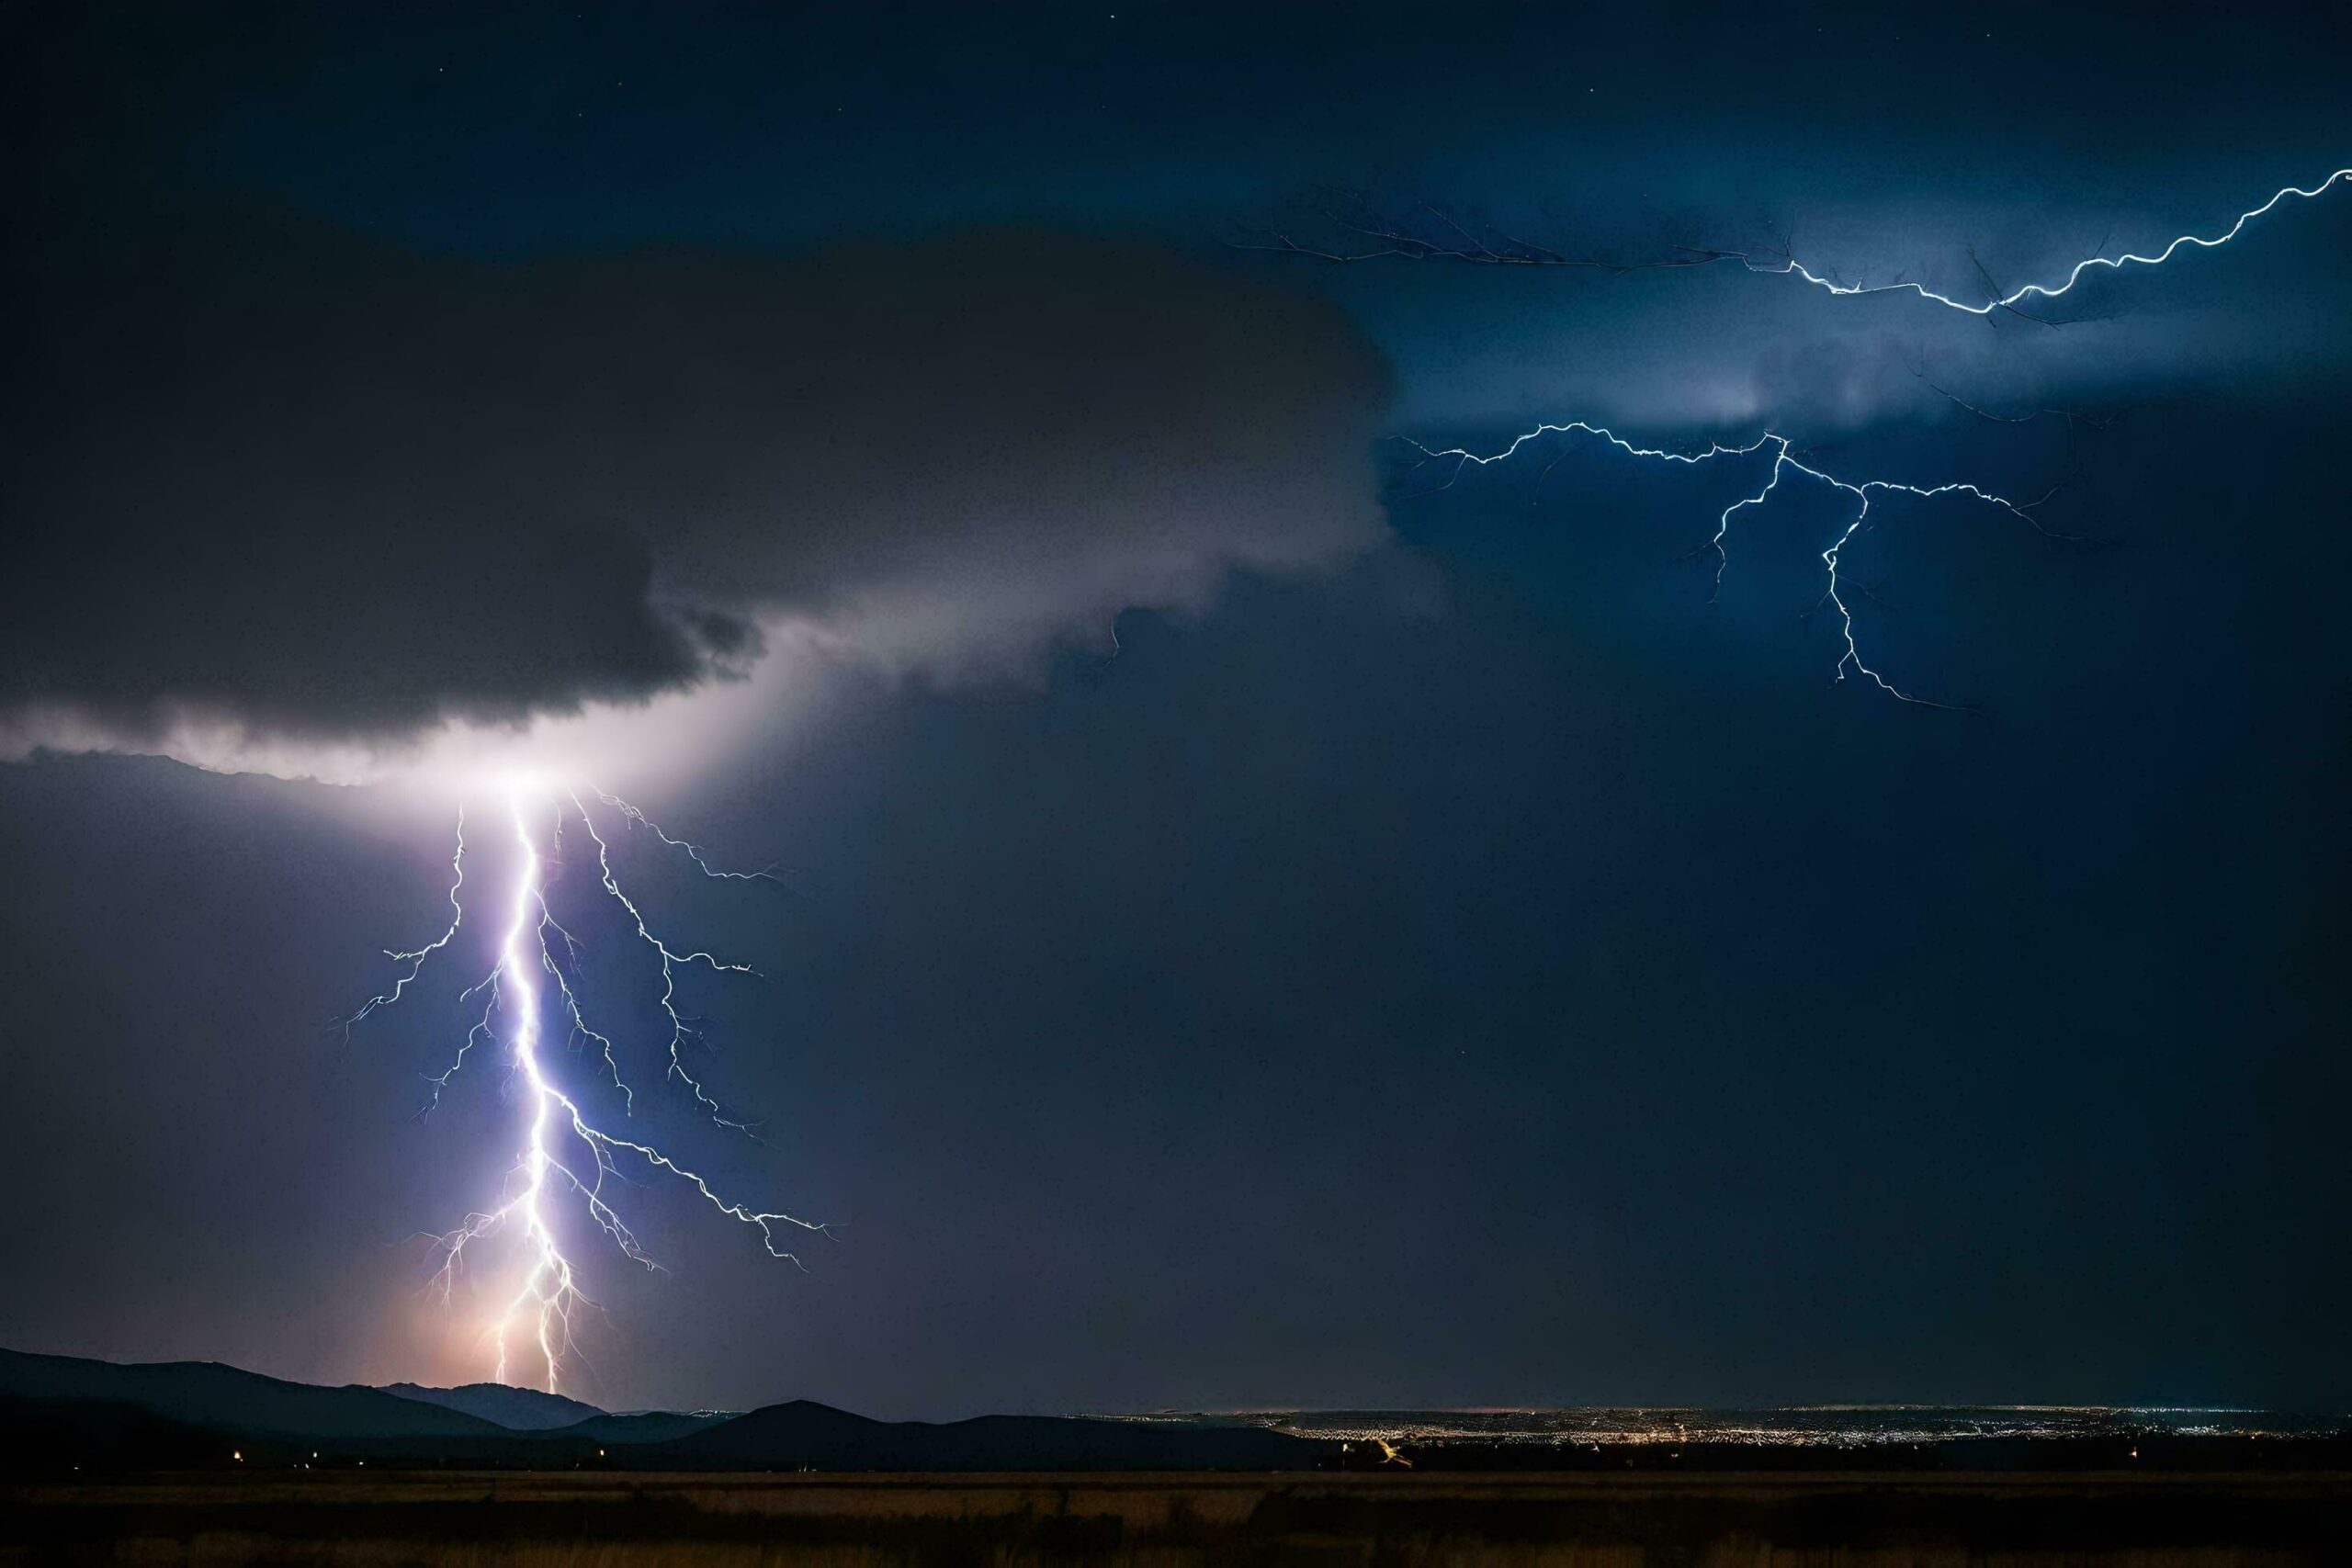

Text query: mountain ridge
(380, 1381), (604, 1431)
(0, 1348), (1325, 1472)
(0, 1347), (514, 1441)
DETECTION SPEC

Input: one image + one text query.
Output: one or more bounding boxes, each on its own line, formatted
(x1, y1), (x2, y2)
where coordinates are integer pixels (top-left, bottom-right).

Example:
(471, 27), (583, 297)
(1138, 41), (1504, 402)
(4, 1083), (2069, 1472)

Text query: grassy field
(6, 1469), (2349, 1565)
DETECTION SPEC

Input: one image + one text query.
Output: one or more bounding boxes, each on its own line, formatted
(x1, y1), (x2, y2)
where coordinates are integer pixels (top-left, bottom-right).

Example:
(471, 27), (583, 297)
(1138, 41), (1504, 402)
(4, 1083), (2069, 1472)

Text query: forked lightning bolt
(1371, 165), (2348, 705)
(342, 782), (824, 1393)
(1407, 423), (2064, 709)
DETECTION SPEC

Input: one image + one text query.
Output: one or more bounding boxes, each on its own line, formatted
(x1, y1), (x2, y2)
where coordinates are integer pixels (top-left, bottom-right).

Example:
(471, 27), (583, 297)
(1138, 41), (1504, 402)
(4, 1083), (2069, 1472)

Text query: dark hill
(648, 1399), (1322, 1471)
(382, 1381), (604, 1431)
(0, 1348), (513, 1442)
(0, 1348), (615, 1467)
(0, 1394), (223, 1472)
(0, 1349), (1326, 1472)
(561, 1409), (734, 1444)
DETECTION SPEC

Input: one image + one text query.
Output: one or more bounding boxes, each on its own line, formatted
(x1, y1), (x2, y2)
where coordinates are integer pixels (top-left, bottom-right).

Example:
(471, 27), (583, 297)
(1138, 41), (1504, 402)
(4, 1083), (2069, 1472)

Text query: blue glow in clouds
(1397, 165), (2349, 705)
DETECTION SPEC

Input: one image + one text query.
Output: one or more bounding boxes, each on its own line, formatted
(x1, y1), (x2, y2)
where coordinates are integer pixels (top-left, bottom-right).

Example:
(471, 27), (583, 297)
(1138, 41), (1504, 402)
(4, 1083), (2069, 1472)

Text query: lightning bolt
(591, 785), (788, 885)
(1356, 167), (2350, 704)
(563, 787), (761, 1134)
(1249, 166), (2351, 317)
(345, 781), (826, 1393)
(1747, 167), (2351, 317)
(1407, 423), (2068, 709)
(339, 809), (469, 1037)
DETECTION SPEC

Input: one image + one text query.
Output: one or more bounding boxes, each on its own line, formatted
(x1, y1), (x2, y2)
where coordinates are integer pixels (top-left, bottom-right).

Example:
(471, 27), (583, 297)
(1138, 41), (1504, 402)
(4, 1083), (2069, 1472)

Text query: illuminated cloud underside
(298, 164), (2352, 1388)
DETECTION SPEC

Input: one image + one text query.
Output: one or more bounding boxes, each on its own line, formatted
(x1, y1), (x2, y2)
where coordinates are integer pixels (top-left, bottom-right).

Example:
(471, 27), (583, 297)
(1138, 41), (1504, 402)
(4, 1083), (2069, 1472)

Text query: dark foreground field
(6, 1469), (2347, 1566)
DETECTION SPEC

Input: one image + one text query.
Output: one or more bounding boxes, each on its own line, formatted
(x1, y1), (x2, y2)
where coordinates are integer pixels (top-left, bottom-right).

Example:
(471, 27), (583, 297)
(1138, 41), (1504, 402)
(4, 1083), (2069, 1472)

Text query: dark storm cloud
(1, 207), (1391, 750)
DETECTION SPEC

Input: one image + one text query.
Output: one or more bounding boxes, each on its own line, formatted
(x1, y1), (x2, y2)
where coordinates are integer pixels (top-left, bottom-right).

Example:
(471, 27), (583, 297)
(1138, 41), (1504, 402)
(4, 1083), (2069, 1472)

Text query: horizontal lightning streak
(1344, 173), (2352, 705)
(1408, 422), (2059, 708)
(1248, 166), (2351, 317)
(1749, 168), (2351, 315)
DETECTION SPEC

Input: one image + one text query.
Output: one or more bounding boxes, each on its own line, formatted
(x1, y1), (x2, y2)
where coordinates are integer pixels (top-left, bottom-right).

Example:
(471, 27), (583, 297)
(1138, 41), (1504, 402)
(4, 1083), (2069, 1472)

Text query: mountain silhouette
(0, 1348), (1322, 1472)
(560, 1409), (735, 1443)
(381, 1381), (604, 1431)
(643, 1399), (1317, 1470)
(0, 1347), (512, 1441)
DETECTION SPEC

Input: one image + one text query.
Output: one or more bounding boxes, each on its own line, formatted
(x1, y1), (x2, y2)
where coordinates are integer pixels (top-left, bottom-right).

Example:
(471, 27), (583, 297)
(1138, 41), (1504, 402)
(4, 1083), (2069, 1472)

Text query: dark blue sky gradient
(2, 2), (2346, 1414)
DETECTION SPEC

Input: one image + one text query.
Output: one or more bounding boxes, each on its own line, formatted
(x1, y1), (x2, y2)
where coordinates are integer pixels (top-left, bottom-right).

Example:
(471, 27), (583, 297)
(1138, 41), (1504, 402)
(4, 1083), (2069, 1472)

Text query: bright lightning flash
(344, 781), (823, 1393)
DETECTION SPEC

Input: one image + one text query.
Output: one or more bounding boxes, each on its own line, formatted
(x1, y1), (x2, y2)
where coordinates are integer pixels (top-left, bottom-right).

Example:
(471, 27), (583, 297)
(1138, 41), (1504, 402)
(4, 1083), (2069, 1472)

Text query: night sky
(3, 3), (2346, 1416)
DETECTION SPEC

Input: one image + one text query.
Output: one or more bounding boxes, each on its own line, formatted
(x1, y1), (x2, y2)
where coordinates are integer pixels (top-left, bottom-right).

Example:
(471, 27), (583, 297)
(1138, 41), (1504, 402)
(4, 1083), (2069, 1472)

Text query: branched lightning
(593, 785), (788, 884)
(564, 788), (761, 1134)
(1407, 423), (2071, 708)
(1347, 167), (2350, 704)
(337, 808), (468, 1038)
(349, 783), (825, 1393)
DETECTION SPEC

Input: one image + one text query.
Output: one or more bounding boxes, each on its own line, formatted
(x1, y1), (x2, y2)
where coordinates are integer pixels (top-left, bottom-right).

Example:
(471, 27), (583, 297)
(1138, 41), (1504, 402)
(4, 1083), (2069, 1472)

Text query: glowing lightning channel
(1247, 166), (2351, 318)
(351, 783), (826, 1393)
(1408, 423), (2064, 709)
(564, 787), (760, 1134)
(338, 807), (468, 1038)
(592, 785), (787, 884)
(1744, 168), (2351, 316)
(1255, 165), (2347, 705)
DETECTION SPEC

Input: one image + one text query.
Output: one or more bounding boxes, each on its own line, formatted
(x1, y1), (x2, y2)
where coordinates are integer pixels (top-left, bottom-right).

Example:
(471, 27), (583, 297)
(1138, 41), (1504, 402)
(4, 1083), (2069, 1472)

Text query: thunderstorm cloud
(1, 208), (1392, 759)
